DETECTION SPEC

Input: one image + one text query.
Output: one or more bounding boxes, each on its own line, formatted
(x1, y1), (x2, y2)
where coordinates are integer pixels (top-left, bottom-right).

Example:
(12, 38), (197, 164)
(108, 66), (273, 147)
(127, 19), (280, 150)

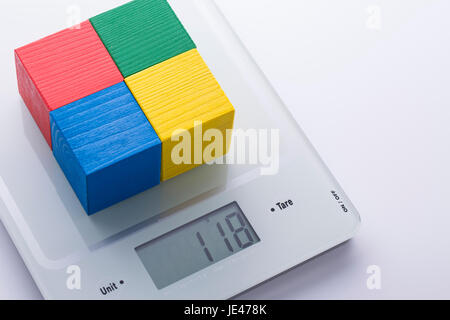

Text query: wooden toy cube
(50, 82), (162, 215)
(90, 0), (196, 77)
(15, 21), (123, 147)
(126, 49), (235, 181)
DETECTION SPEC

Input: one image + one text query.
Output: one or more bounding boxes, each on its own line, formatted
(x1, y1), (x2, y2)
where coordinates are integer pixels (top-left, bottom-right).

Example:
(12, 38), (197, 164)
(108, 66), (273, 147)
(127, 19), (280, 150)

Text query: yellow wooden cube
(125, 49), (235, 181)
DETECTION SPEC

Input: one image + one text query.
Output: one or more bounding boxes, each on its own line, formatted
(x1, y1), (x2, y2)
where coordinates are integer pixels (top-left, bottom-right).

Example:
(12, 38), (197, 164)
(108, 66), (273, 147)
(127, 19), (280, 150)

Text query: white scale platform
(0, 0), (360, 299)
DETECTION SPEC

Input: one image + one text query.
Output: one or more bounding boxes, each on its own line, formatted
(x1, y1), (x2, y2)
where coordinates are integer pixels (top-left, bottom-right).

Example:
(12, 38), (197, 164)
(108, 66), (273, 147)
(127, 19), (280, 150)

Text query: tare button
(270, 200), (294, 213)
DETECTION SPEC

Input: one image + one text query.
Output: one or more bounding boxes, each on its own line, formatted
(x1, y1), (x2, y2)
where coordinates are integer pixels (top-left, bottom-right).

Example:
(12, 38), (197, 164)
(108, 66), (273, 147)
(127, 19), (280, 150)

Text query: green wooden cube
(90, 0), (196, 78)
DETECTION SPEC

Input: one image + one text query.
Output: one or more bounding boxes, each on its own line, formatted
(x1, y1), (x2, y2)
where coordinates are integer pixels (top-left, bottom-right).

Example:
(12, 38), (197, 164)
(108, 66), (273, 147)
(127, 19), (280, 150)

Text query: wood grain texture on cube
(15, 20), (123, 147)
(15, 51), (52, 145)
(90, 0), (196, 78)
(50, 82), (161, 215)
(125, 49), (235, 181)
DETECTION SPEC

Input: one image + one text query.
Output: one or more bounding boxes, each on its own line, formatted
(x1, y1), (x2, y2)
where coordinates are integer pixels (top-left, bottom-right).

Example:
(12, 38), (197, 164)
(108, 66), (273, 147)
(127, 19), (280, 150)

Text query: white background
(1, 0), (450, 299)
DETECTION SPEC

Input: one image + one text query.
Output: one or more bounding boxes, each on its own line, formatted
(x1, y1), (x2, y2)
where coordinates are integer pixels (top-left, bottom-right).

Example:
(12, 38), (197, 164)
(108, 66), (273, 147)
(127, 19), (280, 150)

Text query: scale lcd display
(135, 202), (260, 289)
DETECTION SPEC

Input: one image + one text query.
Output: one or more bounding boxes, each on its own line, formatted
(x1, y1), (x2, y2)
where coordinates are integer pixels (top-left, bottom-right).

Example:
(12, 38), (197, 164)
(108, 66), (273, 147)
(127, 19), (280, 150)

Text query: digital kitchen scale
(0, 0), (360, 299)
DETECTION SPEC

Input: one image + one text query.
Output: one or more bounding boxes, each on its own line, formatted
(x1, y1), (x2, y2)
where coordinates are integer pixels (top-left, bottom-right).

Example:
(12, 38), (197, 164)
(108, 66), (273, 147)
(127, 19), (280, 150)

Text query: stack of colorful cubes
(14, 0), (235, 215)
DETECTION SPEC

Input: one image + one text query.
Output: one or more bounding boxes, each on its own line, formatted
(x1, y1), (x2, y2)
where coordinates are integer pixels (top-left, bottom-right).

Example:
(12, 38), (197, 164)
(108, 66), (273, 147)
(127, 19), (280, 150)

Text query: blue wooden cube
(50, 82), (162, 215)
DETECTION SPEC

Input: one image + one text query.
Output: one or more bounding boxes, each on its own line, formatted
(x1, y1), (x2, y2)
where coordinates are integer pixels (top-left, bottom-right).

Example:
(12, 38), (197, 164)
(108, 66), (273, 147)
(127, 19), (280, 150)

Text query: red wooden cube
(15, 20), (123, 147)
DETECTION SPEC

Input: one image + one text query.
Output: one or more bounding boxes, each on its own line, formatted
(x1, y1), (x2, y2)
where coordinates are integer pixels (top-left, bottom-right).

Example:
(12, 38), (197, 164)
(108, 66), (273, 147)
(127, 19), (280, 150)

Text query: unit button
(99, 280), (125, 296)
